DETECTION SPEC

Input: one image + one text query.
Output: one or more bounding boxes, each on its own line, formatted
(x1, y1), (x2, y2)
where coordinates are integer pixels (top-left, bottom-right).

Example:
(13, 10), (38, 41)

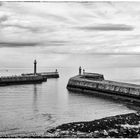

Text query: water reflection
(33, 84), (38, 113)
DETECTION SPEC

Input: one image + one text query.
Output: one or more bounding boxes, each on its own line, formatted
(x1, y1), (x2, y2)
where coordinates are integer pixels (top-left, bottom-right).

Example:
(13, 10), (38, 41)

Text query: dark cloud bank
(0, 42), (39, 47)
(76, 24), (134, 31)
(0, 40), (69, 47)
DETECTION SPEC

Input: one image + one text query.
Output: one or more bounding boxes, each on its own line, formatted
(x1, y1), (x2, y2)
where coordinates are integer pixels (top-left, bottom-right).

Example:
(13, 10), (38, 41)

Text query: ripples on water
(0, 54), (139, 136)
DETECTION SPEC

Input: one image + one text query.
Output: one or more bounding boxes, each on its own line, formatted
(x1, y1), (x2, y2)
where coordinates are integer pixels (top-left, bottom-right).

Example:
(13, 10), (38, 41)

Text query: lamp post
(34, 60), (37, 75)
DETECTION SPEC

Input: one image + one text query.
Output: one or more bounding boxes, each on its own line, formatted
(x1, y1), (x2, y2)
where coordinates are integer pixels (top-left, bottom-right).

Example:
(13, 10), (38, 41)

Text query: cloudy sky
(0, 1), (140, 55)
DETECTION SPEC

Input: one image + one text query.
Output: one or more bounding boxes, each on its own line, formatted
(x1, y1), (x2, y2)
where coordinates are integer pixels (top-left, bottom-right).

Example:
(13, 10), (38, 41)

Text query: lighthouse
(34, 60), (37, 75)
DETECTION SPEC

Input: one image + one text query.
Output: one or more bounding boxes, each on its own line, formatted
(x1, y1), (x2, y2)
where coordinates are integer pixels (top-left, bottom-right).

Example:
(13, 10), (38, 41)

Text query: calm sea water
(0, 54), (139, 136)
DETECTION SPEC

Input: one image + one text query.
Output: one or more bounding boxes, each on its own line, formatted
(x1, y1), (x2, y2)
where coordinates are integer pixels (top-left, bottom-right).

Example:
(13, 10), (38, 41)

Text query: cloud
(0, 42), (39, 47)
(0, 40), (70, 48)
(0, 2), (2, 6)
(1, 23), (41, 33)
(0, 15), (8, 23)
(40, 13), (70, 23)
(0, 1), (139, 54)
(44, 40), (70, 46)
(76, 24), (134, 31)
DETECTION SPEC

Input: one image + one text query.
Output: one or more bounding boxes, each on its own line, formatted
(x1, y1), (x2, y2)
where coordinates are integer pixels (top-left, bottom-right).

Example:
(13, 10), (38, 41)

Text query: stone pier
(67, 73), (140, 103)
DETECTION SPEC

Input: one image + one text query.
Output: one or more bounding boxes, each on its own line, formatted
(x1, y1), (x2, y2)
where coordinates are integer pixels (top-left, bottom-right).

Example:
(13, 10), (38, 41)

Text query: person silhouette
(79, 66), (82, 75)
(83, 69), (85, 74)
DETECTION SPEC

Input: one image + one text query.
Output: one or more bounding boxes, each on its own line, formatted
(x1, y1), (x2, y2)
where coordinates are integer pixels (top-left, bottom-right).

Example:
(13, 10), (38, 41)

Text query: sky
(0, 1), (140, 55)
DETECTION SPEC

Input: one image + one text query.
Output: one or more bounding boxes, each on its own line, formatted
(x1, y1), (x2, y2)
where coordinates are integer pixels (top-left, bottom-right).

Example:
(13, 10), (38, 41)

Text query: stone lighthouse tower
(34, 60), (37, 75)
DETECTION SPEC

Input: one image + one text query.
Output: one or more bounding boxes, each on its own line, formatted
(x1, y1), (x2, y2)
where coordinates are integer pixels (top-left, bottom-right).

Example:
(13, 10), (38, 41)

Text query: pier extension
(0, 60), (59, 86)
(67, 71), (140, 103)
(22, 60), (59, 78)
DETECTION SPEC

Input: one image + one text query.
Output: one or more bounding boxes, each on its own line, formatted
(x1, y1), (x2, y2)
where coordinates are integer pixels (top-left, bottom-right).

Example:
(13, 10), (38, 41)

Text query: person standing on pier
(83, 69), (85, 75)
(79, 66), (82, 75)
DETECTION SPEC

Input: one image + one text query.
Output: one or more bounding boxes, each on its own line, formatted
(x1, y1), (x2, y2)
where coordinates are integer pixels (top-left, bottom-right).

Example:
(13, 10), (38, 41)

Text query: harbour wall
(39, 72), (59, 78)
(22, 72), (59, 78)
(67, 75), (140, 103)
(0, 75), (47, 86)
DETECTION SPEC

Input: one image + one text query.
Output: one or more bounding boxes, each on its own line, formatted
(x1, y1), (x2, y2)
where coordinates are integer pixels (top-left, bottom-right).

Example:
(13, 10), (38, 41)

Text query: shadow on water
(67, 90), (119, 102)
(67, 90), (140, 111)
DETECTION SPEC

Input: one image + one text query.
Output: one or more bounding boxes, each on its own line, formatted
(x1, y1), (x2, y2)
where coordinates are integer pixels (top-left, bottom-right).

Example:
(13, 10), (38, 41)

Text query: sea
(0, 52), (139, 136)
